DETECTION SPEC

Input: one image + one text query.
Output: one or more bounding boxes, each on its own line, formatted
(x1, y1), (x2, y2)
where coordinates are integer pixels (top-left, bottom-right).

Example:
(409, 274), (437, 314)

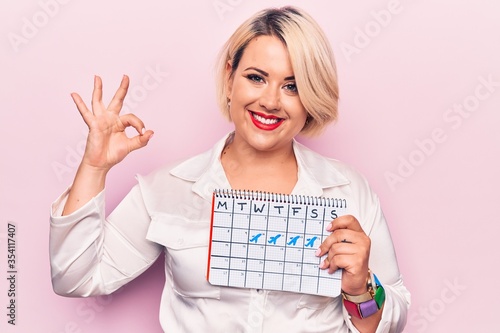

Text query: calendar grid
(227, 196), (235, 285)
(260, 197), (269, 290)
(298, 205), (306, 294)
(316, 205), (327, 294)
(242, 197), (252, 288)
(281, 203), (290, 291)
(208, 190), (347, 297)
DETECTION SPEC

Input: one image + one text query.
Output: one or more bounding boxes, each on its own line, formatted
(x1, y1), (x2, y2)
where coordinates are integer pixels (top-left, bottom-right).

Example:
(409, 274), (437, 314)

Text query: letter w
(253, 204), (265, 213)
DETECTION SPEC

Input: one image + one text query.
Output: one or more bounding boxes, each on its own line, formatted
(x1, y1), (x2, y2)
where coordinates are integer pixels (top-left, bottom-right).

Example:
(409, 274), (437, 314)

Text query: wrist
(342, 269), (370, 296)
(62, 163), (108, 216)
(78, 162), (110, 178)
(342, 270), (385, 319)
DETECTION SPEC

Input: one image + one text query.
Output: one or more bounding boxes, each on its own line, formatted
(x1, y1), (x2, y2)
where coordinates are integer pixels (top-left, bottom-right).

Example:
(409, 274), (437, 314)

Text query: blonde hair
(215, 6), (339, 136)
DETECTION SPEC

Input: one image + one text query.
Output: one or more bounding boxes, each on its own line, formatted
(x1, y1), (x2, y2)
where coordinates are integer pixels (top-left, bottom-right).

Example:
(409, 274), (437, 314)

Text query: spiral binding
(214, 189), (347, 208)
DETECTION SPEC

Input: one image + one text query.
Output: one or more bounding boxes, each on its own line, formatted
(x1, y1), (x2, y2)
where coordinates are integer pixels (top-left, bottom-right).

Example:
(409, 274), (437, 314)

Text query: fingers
(128, 129), (154, 153)
(119, 113), (154, 152)
(317, 231), (358, 273)
(91, 75), (104, 113)
(120, 113), (146, 134)
(327, 215), (363, 233)
(316, 215), (370, 274)
(70, 92), (93, 126)
(107, 75), (130, 113)
(319, 241), (355, 273)
(316, 216), (363, 258)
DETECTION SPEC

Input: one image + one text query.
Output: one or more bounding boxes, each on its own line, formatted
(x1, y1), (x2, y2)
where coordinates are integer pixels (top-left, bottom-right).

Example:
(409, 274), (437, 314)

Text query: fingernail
(315, 248), (321, 256)
(319, 260), (326, 269)
(141, 128), (146, 135)
(326, 223), (332, 231)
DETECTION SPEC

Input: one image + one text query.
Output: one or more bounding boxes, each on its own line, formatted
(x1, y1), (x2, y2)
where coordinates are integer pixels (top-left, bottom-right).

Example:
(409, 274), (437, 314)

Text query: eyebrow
(244, 67), (295, 81)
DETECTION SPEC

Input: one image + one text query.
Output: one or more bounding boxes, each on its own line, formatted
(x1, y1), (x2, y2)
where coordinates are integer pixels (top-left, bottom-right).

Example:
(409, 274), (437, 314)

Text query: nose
(259, 85), (281, 112)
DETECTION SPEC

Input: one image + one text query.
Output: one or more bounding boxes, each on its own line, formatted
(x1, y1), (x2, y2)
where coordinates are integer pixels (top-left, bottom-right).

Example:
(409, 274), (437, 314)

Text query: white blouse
(50, 134), (410, 333)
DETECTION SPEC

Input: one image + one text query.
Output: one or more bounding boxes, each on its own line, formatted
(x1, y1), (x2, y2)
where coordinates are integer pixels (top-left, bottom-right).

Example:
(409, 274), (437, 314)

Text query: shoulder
(136, 150), (208, 192)
(138, 134), (229, 188)
(294, 140), (371, 191)
(132, 157), (199, 216)
(296, 143), (385, 232)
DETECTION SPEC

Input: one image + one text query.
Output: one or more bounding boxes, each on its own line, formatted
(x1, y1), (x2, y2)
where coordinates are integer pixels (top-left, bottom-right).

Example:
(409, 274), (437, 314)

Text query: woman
(50, 6), (410, 332)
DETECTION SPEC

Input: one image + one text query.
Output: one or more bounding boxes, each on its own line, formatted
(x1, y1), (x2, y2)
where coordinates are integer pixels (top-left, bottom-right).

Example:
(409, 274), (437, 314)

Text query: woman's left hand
(316, 215), (371, 295)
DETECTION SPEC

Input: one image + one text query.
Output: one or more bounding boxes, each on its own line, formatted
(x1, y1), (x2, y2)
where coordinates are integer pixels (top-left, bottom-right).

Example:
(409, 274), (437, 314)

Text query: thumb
(128, 130), (154, 152)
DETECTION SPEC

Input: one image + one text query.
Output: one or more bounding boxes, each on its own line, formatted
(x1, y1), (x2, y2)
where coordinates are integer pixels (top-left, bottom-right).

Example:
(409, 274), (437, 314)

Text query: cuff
(50, 186), (106, 224)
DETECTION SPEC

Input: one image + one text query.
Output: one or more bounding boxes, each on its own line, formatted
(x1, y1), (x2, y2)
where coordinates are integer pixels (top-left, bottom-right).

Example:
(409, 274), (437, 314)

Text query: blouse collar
(169, 132), (350, 200)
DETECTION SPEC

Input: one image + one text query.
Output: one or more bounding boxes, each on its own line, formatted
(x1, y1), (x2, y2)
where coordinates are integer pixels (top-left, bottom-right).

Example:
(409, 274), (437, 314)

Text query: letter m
(217, 201), (228, 210)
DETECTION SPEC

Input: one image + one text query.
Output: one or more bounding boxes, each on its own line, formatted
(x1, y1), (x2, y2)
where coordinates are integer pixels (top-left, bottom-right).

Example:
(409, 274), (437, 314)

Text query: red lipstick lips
(249, 111), (284, 131)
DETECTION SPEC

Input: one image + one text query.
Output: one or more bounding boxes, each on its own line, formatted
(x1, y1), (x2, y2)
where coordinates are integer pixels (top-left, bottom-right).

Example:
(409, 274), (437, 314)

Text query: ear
(225, 60), (234, 100)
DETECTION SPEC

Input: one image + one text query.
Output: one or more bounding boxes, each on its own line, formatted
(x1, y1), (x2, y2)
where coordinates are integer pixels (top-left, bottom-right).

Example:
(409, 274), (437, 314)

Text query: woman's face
(226, 35), (308, 153)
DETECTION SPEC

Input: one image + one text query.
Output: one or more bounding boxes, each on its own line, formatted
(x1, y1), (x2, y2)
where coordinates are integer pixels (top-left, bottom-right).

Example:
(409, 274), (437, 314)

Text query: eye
(246, 74), (264, 83)
(284, 83), (298, 94)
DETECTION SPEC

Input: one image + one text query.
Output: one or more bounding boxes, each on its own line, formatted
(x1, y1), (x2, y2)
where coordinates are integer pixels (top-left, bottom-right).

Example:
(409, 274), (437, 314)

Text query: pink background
(1, 0), (499, 332)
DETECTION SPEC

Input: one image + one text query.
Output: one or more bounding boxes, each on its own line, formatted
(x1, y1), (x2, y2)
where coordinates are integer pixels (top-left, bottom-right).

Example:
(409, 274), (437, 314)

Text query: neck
(220, 133), (298, 193)
(223, 133), (295, 166)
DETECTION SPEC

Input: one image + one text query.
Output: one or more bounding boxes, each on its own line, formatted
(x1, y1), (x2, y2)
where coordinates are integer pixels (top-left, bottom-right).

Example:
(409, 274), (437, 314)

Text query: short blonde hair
(215, 6), (339, 136)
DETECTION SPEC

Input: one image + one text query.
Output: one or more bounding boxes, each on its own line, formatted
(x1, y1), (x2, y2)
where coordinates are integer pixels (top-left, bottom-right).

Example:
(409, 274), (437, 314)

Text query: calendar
(207, 189), (349, 297)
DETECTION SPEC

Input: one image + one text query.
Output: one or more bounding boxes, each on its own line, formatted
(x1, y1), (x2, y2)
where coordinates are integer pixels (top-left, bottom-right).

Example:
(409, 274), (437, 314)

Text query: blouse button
(177, 238), (184, 245)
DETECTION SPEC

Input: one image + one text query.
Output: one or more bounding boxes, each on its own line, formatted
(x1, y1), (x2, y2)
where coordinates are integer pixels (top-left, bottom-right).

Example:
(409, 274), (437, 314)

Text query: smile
(249, 111), (284, 130)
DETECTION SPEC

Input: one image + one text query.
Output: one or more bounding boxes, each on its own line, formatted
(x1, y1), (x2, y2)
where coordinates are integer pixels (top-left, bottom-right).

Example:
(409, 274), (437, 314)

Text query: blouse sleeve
(342, 174), (411, 333)
(49, 183), (162, 297)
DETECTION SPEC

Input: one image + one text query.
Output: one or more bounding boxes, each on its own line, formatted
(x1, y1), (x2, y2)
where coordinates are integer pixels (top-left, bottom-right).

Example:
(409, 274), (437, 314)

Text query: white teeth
(252, 113), (280, 125)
